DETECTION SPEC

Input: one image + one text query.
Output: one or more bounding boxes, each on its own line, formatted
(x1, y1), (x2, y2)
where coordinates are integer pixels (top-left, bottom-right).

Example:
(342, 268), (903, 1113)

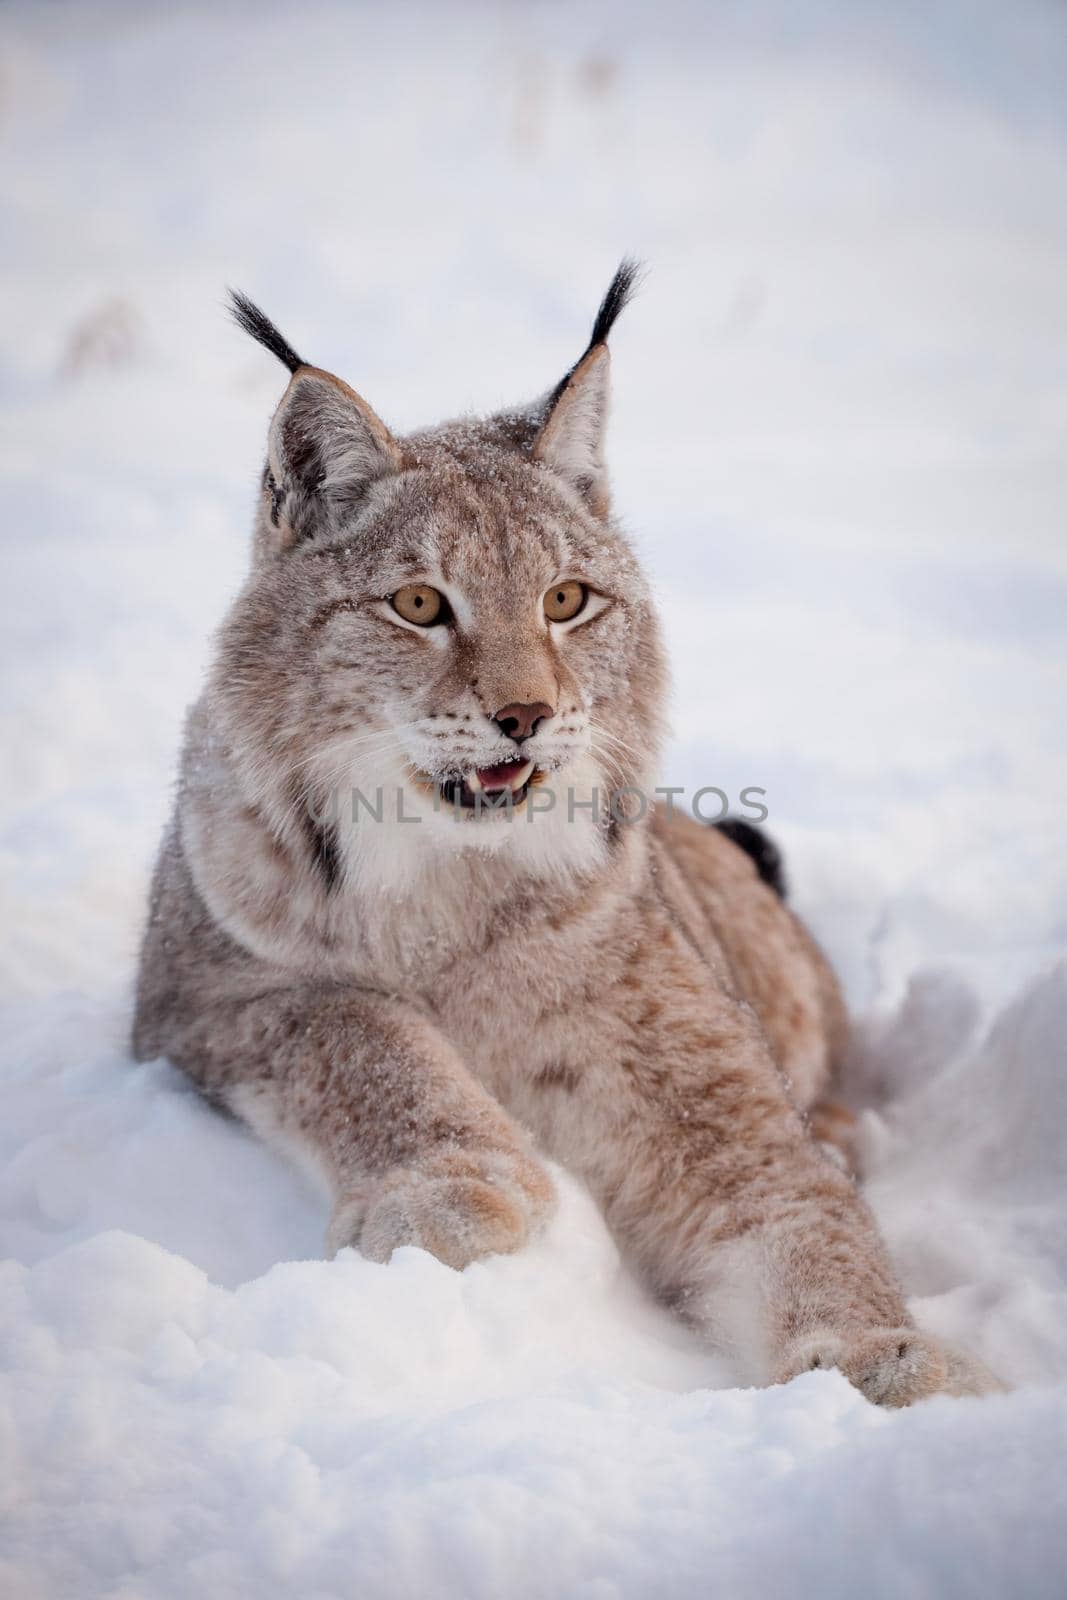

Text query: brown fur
(132, 276), (1000, 1406)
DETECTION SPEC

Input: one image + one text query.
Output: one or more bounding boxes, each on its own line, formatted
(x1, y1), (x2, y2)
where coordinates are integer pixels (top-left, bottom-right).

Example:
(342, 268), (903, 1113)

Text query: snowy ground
(2, 2), (1067, 1596)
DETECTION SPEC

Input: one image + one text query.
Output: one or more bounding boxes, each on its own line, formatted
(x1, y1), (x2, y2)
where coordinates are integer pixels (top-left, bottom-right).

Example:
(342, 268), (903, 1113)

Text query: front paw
(778, 1327), (1004, 1407)
(327, 1145), (556, 1270)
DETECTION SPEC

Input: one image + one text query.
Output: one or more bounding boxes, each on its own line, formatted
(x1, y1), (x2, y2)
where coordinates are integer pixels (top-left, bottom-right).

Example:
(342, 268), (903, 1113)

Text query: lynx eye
(543, 581), (587, 623)
(391, 584), (448, 626)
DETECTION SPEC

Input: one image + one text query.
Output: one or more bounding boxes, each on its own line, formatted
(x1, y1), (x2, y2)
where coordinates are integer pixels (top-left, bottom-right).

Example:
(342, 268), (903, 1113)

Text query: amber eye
(543, 581), (587, 623)
(391, 584), (447, 626)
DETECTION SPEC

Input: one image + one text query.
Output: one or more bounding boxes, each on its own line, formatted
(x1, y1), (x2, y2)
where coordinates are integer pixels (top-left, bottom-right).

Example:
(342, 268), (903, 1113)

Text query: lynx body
(134, 268), (998, 1405)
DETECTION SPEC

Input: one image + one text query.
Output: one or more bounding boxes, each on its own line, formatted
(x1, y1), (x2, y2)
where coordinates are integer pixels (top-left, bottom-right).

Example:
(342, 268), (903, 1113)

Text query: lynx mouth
(437, 758), (536, 812)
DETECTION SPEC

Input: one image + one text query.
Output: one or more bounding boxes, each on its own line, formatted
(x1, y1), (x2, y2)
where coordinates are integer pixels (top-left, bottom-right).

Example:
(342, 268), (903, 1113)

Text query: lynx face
(311, 451), (659, 841)
(216, 269), (667, 886)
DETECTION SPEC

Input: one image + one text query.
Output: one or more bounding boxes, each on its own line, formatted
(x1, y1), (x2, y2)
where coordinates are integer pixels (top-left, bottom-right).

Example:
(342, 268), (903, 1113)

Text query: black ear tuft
(228, 288), (306, 374)
(587, 257), (644, 351)
(543, 258), (644, 413)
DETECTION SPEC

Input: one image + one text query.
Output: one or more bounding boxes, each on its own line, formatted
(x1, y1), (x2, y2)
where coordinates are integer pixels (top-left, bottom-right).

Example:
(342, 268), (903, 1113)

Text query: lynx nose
(493, 701), (554, 742)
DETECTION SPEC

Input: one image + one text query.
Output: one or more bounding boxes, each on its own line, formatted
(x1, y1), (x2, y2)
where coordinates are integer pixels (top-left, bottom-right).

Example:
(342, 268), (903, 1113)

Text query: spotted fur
(133, 268), (1000, 1406)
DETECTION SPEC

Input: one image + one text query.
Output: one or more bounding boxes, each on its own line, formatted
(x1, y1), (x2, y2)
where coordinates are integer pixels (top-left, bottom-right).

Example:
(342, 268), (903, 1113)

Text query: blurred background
(2, 0), (1065, 1013)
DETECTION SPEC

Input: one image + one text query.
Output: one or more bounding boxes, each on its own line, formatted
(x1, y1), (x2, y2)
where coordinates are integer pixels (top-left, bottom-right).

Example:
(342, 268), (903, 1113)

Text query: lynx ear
(266, 367), (401, 546)
(532, 346), (612, 515)
(228, 290), (401, 547)
(531, 258), (641, 518)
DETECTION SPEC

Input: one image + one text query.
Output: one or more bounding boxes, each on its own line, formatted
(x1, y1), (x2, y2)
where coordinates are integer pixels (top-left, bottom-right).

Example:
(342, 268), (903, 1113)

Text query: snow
(2, 1), (1067, 1595)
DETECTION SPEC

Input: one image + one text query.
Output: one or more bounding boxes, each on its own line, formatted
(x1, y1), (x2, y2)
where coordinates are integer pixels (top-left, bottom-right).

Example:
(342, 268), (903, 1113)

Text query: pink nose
(493, 701), (554, 741)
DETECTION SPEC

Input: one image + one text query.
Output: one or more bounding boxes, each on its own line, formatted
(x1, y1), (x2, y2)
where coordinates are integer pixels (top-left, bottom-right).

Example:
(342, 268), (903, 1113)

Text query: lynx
(133, 265), (998, 1406)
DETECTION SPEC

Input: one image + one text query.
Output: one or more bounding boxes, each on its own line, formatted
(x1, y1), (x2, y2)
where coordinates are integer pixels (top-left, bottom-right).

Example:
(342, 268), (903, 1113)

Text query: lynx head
(215, 264), (667, 892)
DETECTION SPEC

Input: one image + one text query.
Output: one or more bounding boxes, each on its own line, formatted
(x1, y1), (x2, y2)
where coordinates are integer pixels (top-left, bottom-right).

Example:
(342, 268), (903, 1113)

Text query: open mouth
(435, 759), (536, 812)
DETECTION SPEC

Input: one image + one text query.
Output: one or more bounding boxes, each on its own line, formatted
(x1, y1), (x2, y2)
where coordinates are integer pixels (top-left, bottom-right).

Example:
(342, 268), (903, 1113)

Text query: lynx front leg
(581, 963), (1000, 1406)
(175, 988), (555, 1269)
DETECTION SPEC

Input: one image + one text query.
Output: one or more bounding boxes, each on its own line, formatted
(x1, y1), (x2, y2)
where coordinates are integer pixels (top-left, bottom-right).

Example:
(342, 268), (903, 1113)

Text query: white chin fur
(338, 750), (609, 895)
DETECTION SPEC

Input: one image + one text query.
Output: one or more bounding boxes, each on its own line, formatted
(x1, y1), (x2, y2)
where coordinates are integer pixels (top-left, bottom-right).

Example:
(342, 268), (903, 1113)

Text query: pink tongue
(476, 761), (529, 793)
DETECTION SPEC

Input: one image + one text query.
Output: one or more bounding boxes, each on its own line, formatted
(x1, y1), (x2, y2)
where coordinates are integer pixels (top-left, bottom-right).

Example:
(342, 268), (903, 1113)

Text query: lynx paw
(778, 1327), (1004, 1408)
(327, 1146), (556, 1270)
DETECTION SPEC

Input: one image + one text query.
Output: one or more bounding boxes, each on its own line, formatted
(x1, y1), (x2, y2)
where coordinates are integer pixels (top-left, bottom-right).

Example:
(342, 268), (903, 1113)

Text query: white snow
(2, 2), (1067, 1595)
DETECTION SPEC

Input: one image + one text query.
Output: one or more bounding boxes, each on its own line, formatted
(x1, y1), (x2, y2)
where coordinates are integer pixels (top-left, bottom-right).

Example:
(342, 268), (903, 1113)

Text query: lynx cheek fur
(133, 265), (999, 1407)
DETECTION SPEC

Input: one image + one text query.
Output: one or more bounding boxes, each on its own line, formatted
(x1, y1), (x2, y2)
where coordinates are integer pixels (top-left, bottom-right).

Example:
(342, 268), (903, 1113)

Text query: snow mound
(2, 970), (1067, 1597)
